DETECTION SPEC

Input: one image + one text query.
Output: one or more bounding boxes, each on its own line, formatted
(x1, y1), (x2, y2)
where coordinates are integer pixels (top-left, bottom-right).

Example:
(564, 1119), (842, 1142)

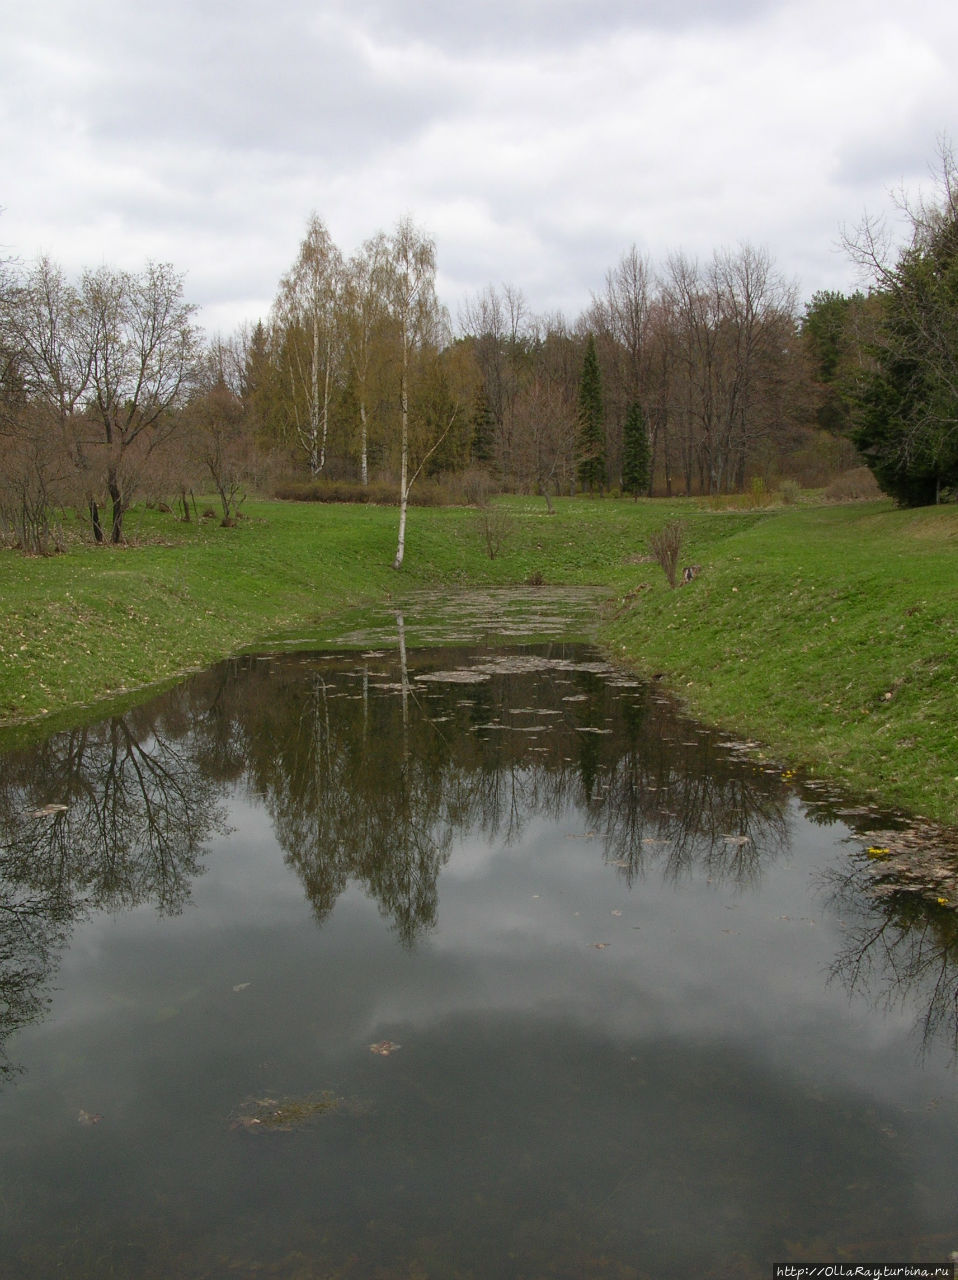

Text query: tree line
(3, 148), (957, 556)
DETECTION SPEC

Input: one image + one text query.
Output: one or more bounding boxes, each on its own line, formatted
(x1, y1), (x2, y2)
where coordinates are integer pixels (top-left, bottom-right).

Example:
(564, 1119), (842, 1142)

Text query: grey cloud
(333, 0), (774, 53)
(17, 0), (460, 164)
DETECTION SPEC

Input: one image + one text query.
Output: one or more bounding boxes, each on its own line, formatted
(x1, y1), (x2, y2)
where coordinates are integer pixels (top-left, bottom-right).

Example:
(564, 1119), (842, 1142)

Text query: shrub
(474, 504), (517, 559)
(823, 467), (883, 503)
(273, 477), (461, 507)
(649, 520), (684, 589)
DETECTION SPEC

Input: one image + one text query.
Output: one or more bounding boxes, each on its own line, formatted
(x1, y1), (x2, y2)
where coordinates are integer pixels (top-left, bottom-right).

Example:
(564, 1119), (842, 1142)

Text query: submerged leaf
(369, 1041), (402, 1056)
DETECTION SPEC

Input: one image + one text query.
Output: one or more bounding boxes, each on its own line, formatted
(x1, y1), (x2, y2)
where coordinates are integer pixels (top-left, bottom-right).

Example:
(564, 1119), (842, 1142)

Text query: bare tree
(74, 262), (201, 542)
(588, 246), (654, 486)
(459, 282), (538, 487)
(0, 257), (94, 540)
(660, 245), (799, 495)
(185, 344), (258, 525)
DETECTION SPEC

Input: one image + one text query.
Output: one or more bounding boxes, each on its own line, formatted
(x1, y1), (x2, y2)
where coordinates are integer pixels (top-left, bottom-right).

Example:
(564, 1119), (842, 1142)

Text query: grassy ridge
(0, 497), (955, 823)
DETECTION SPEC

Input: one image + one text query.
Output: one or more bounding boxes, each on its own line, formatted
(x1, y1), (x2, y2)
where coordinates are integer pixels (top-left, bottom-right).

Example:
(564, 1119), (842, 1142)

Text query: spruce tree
(471, 385), (495, 465)
(621, 401), (651, 498)
(576, 333), (605, 493)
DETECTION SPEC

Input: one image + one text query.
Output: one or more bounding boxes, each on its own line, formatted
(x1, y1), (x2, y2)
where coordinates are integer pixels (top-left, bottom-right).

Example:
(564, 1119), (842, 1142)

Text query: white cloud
(2, 0), (956, 333)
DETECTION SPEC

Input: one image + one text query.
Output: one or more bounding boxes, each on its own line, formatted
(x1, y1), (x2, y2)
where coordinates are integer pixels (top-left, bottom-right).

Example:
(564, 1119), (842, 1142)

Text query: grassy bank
(1, 496), (956, 824)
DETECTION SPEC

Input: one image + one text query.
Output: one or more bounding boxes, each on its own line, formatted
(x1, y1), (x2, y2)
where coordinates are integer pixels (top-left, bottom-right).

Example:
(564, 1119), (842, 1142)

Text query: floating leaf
(77, 1110), (101, 1126)
(369, 1041), (401, 1056)
(591, 942), (610, 950)
(231, 1092), (340, 1132)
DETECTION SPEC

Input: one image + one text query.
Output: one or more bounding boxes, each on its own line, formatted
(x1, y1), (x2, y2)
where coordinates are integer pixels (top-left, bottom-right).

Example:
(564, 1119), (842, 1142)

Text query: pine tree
(621, 401), (651, 498)
(471, 385), (495, 465)
(576, 334), (605, 493)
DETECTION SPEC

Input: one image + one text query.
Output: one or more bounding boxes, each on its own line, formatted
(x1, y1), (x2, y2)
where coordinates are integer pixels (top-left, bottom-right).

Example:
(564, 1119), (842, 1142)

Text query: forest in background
(2, 142), (958, 554)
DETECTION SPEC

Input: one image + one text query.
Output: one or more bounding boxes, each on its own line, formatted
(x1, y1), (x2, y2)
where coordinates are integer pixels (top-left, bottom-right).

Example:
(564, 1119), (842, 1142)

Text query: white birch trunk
(359, 400), (368, 487)
(310, 315), (321, 474)
(392, 339), (409, 570)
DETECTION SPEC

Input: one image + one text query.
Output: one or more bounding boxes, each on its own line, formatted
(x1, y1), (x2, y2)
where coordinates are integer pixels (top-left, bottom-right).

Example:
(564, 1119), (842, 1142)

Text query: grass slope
(0, 497), (955, 823)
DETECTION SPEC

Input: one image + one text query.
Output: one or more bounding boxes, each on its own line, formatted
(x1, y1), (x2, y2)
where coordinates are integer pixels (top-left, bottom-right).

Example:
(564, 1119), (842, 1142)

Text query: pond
(1, 604), (957, 1279)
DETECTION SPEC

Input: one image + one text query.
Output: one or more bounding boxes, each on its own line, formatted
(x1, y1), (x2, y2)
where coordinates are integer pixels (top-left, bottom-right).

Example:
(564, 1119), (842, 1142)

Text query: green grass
(1, 496), (956, 824)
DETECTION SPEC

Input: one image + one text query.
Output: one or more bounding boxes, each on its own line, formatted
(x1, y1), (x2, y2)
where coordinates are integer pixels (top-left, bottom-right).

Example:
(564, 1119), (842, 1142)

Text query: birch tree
(343, 233), (390, 487)
(385, 217), (447, 570)
(272, 215), (344, 476)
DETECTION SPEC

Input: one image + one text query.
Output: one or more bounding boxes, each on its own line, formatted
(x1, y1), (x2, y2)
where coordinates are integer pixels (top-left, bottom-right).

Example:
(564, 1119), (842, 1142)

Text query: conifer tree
(621, 401), (651, 498)
(471, 385), (495, 464)
(576, 333), (605, 493)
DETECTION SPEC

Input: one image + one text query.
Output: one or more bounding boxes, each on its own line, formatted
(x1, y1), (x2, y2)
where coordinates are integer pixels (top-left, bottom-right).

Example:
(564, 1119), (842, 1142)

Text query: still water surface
(1, 631), (957, 1278)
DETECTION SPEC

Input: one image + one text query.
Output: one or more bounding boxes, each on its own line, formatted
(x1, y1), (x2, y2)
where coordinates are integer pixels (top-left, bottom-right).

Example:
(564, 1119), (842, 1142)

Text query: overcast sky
(2, 0), (955, 337)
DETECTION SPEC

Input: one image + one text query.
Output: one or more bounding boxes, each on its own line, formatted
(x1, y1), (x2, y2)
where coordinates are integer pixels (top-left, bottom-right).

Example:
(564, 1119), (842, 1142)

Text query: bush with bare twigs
(649, 520), (684, 589)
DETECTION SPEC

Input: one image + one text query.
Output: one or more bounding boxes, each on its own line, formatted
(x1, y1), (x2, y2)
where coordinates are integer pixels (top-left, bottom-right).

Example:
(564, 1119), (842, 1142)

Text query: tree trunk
(108, 471), (124, 544)
(359, 401), (368, 487)
(393, 471), (408, 570)
(396, 611), (410, 747)
(89, 498), (104, 544)
(310, 316), (322, 474)
(392, 343), (409, 570)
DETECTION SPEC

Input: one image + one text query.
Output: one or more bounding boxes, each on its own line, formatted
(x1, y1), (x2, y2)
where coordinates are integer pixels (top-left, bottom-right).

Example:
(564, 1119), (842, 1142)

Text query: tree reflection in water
(821, 852), (958, 1058)
(2, 635), (956, 1082)
(212, 645), (791, 940)
(0, 712), (228, 1075)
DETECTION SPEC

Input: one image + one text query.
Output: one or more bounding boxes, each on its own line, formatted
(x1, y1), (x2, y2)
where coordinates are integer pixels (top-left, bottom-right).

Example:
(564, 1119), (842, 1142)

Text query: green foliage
(470, 385), (496, 464)
(801, 289), (863, 436)
(621, 401), (650, 497)
(851, 186), (958, 506)
(854, 290), (958, 505)
(802, 290), (853, 383)
(576, 334), (606, 493)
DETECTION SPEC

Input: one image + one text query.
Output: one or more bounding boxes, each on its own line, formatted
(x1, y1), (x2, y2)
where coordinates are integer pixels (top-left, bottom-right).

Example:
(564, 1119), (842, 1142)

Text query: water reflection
(2, 642), (957, 1070)
(141, 642), (792, 939)
(822, 853), (958, 1057)
(0, 713), (228, 1075)
(1, 639), (958, 1276)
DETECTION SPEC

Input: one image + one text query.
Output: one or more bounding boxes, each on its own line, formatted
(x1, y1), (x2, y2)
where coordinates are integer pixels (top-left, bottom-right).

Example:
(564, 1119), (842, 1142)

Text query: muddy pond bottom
(1, 640), (957, 1279)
